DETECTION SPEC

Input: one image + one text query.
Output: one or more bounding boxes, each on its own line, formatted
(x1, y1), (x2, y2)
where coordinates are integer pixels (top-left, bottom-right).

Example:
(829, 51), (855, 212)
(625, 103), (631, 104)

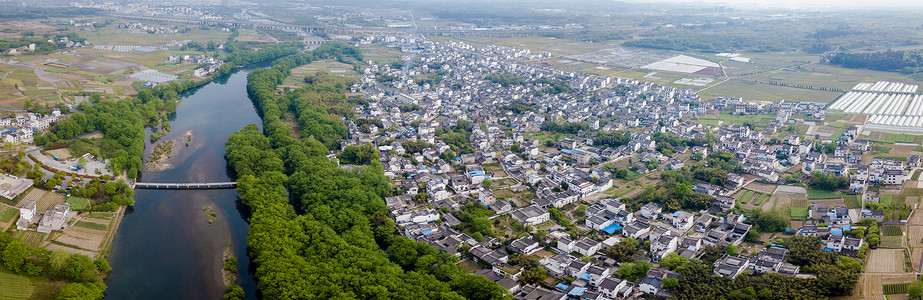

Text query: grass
(73, 221), (107, 231)
(881, 194), (895, 206)
(0, 270), (32, 299)
(792, 199), (809, 208)
(0, 207), (16, 222)
(883, 283), (909, 295)
(790, 207), (809, 220)
(806, 189), (840, 200)
(844, 195), (861, 209)
(65, 197), (91, 211)
(883, 225), (903, 236)
(914, 170), (922, 181)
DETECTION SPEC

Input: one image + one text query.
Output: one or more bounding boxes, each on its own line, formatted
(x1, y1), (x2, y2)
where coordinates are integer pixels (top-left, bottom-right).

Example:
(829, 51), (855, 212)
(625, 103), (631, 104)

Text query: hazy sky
(623, 0), (923, 9)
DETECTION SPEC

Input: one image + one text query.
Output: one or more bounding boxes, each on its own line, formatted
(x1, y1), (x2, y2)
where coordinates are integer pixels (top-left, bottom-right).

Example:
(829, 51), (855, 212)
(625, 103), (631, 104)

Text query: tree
(49, 248), (71, 276)
(56, 281), (106, 300)
(604, 238), (639, 262)
(450, 274), (512, 300)
(62, 254), (96, 282)
(909, 281), (923, 299)
(521, 266), (547, 285)
(748, 209), (790, 232)
(616, 261), (652, 282)
(483, 179), (492, 189)
(726, 244), (738, 256)
(1, 240), (29, 273)
(224, 285), (246, 300)
(836, 256), (862, 272)
(660, 252), (690, 270)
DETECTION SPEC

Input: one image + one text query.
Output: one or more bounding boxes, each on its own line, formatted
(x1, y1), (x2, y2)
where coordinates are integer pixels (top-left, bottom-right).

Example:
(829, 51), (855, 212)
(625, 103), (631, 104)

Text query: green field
(790, 207), (809, 220)
(0, 270), (32, 299)
(65, 197), (91, 211)
(843, 195), (861, 209)
(74, 221), (107, 231)
(881, 236), (904, 248)
(19, 231), (46, 249)
(914, 170), (922, 181)
(752, 194), (768, 205)
(0, 207), (17, 222)
(695, 114), (776, 128)
(881, 194), (895, 206)
(806, 189), (840, 200)
(883, 283), (910, 295)
(883, 225), (903, 236)
(739, 190), (755, 204)
(85, 212), (114, 220)
(697, 78), (844, 103)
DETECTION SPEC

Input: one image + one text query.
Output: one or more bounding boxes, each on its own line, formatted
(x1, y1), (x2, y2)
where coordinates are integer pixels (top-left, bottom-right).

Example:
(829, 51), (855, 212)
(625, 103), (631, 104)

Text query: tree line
(226, 43), (510, 299)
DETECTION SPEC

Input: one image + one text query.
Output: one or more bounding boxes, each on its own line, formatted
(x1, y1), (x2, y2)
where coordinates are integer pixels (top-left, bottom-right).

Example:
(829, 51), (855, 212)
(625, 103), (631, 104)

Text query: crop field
(74, 220), (108, 231)
(19, 231), (47, 248)
(806, 189), (840, 200)
(881, 194), (895, 206)
(867, 249), (906, 272)
(694, 114), (776, 127)
(737, 190), (755, 204)
(82, 25), (231, 45)
(0, 271), (32, 300)
(697, 78), (844, 103)
(881, 236), (905, 249)
(843, 195), (862, 209)
(883, 283), (910, 295)
(0, 207), (16, 222)
(752, 193), (768, 205)
(65, 197), (91, 211)
(790, 207), (809, 220)
(883, 225), (903, 236)
(359, 44), (403, 65)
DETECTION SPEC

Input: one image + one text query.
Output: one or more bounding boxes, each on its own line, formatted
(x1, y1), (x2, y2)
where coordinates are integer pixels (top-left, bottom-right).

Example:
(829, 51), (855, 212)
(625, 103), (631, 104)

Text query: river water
(104, 68), (261, 299)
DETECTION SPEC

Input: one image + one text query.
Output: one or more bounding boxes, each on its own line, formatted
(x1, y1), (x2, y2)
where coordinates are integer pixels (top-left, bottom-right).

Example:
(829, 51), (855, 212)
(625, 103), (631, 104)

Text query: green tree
(224, 285), (246, 300)
(56, 281), (106, 300)
(1, 240), (29, 273)
(726, 244), (738, 256)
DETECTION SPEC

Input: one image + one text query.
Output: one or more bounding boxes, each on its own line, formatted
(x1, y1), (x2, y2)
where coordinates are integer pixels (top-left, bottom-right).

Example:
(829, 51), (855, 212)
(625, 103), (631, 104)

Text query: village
(343, 33), (922, 298)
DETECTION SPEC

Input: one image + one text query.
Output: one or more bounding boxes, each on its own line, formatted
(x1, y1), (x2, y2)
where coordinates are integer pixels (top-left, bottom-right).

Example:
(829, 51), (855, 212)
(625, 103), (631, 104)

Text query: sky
(621, 0), (923, 9)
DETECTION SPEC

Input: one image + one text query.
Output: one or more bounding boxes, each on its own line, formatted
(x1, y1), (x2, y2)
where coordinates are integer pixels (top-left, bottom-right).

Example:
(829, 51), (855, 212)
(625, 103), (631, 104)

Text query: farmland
(0, 271), (32, 300)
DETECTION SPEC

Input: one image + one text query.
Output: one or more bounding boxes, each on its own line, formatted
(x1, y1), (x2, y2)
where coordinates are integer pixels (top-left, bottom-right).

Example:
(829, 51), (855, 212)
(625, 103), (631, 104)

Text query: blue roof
(469, 171), (486, 176)
(844, 225), (852, 231)
(579, 272), (591, 281)
(422, 230), (432, 235)
(823, 247), (834, 252)
(555, 283), (568, 290)
(568, 287), (587, 296)
(673, 211), (681, 217)
(831, 229), (843, 235)
(601, 223), (623, 234)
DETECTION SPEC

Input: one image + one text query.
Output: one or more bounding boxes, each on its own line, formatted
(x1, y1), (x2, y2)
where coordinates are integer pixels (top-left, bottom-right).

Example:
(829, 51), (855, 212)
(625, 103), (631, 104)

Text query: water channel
(104, 67), (261, 299)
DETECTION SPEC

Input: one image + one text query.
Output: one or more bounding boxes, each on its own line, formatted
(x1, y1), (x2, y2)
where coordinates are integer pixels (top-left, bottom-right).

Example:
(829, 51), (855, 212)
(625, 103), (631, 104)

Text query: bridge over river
(131, 182), (237, 190)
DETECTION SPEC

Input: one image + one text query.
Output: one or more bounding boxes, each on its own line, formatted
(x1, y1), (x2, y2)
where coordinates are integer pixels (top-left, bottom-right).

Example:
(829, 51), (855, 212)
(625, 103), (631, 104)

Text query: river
(104, 67), (261, 299)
